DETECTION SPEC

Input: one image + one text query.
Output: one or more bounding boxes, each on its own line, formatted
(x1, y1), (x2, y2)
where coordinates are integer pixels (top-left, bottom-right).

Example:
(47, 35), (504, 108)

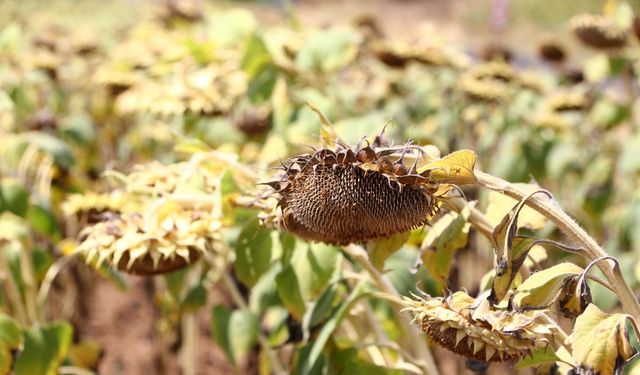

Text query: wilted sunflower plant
(246, 112), (640, 374)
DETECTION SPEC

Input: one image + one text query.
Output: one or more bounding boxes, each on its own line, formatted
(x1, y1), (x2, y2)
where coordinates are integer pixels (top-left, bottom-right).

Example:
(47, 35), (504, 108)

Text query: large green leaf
(211, 306), (259, 366)
(369, 232), (410, 271)
(293, 282), (366, 375)
(0, 178), (29, 217)
(15, 322), (73, 375)
(234, 219), (273, 287)
(0, 314), (21, 375)
(276, 264), (306, 321)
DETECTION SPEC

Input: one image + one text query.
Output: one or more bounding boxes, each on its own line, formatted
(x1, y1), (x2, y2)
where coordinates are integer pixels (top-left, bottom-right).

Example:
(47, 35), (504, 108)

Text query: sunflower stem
(474, 170), (640, 321)
(345, 244), (440, 375)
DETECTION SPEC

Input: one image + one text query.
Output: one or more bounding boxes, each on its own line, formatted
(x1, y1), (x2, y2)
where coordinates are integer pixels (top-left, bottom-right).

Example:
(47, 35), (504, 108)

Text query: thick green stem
(474, 170), (640, 320)
(344, 245), (440, 375)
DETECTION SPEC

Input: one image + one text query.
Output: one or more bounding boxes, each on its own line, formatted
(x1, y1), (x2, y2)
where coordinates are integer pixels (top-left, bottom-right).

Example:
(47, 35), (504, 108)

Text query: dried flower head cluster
(571, 14), (628, 49)
(77, 207), (224, 275)
(404, 292), (557, 362)
(66, 156), (226, 275)
(262, 129), (441, 245)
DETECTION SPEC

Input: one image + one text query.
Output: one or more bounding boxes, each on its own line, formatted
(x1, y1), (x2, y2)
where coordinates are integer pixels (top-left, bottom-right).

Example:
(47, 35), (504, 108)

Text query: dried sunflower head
(77, 204), (224, 275)
(62, 191), (134, 226)
(545, 91), (589, 112)
(571, 14), (628, 49)
(404, 291), (557, 362)
(116, 66), (247, 117)
(538, 41), (567, 63)
(261, 131), (440, 245)
(460, 74), (509, 103)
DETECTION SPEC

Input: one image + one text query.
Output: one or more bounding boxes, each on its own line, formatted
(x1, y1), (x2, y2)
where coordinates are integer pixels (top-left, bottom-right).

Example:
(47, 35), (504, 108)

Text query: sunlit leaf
(418, 149), (477, 185)
(307, 101), (339, 147)
(67, 340), (102, 370)
(570, 304), (637, 375)
(485, 185), (547, 230)
(234, 219), (273, 287)
(420, 206), (470, 284)
(211, 306), (259, 366)
(293, 282), (366, 375)
(369, 231), (410, 271)
(276, 264), (306, 320)
(512, 263), (583, 309)
(295, 26), (360, 73)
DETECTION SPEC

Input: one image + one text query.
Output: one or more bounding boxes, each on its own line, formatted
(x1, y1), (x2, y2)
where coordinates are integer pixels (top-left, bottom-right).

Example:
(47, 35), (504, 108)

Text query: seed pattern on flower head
(403, 291), (557, 363)
(262, 129), (440, 245)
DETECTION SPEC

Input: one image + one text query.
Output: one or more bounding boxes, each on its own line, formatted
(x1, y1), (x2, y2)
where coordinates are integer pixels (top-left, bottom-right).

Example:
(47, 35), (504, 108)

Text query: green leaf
(327, 344), (402, 375)
(67, 340), (102, 370)
(294, 282), (366, 375)
(26, 202), (61, 241)
(421, 207), (470, 284)
(0, 178), (29, 217)
(234, 219), (273, 287)
(15, 322), (73, 375)
(208, 8), (257, 47)
(512, 262), (583, 309)
(164, 268), (188, 302)
(181, 281), (207, 312)
(294, 242), (340, 300)
(276, 264), (306, 320)
(304, 282), (341, 333)
(60, 114), (97, 145)
(0, 314), (21, 374)
(242, 34), (272, 78)
(295, 26), (360, 73)
(27, 132), (75, 169)
(211, 306), (259, 366)
(369, 232), (410, 271)
(515, 347), (562, 369)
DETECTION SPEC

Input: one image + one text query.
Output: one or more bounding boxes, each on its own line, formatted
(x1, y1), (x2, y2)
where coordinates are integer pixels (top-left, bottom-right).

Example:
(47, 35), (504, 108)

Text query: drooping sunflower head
(403, 291), (557, 362)
(538, 40), (567, 63)
(571, 14), (628, 49)
(261, 129), (441, 245)
(77, 205), (225, 276)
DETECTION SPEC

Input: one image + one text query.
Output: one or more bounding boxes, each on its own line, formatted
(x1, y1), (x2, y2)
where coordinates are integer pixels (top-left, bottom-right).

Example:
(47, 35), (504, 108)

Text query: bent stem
(474, 170), (640, 321)
(344, 244), (440, 375)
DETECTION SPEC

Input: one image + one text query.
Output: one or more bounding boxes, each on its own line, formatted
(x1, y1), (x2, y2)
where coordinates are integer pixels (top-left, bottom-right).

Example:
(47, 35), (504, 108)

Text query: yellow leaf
(512, 263), (583, 309)
(485, 185), (548, 230)
(306, 101), (340, 147)
(418, 149), (477, 185)
(570, 304), (637, 375)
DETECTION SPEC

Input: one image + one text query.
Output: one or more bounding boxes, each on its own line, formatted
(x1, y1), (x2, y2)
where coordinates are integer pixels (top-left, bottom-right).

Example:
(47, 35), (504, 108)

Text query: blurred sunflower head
(77, 204), (224, 275)
(538, 40), (567, 63)
(261, 129), (440, 245)
(571, 14), (628, 49)
(404, 291), (557, 362)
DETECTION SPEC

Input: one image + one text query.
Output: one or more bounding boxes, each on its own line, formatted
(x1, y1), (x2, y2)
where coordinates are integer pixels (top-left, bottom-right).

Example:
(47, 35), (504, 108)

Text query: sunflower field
(3, 0), (640, 374)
